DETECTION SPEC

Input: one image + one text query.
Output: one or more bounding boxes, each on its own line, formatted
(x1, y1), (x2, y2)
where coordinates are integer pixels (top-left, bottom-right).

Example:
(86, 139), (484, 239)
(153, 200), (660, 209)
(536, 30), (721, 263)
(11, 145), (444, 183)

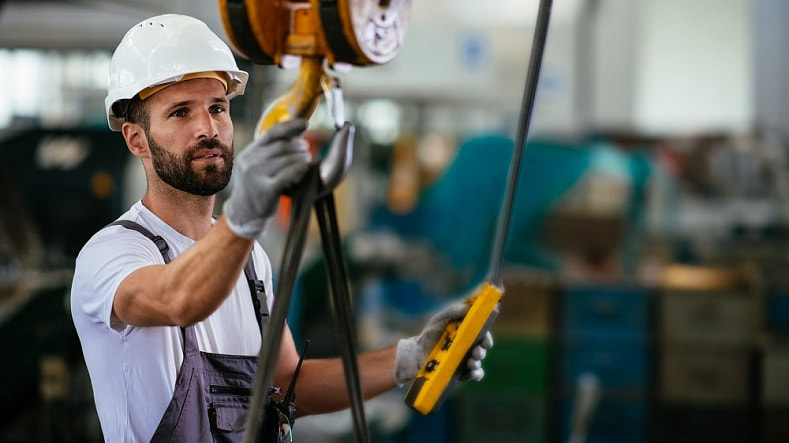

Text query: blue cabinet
(768, 291), (789, 335)
(561, 285), (651, 336)
(558, 284), (652, 442)
(560, 399), (647, 443)
(561, 333), (649, 392)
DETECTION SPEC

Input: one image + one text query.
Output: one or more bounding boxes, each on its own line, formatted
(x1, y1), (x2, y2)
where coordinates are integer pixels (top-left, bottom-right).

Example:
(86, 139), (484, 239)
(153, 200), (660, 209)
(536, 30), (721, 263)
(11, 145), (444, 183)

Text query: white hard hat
(105, 14), (249, 131)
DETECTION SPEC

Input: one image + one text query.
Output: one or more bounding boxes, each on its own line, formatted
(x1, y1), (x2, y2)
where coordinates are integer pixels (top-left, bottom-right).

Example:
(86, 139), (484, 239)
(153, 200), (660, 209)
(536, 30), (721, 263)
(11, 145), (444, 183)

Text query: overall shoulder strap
(243, 254), (270, 334)
(106, 220), (199, 355)
(107, 220), (172, 264)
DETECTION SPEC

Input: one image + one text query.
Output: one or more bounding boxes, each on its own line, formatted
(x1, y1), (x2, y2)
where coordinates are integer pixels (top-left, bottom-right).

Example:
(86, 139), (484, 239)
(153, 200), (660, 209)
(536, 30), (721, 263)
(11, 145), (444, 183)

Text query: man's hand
(223, 119), (311, 239)
(393, 304), (494, 386)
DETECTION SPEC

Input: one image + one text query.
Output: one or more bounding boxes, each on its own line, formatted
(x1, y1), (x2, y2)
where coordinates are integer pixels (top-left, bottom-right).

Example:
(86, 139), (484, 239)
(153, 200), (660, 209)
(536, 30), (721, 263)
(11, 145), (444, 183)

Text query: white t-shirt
(70, 200), (274, 442)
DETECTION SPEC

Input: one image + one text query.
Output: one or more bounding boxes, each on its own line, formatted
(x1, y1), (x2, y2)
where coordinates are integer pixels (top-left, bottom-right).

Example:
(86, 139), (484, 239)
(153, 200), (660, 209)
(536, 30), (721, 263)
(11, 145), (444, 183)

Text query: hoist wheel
(319, 0), (411, 65)
(219, 0), (410, 66)
(219, 0), (276, 64)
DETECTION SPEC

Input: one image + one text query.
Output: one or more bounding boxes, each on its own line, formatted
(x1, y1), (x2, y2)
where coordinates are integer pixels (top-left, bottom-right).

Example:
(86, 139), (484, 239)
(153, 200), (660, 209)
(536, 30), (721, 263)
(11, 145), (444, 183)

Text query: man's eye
(210, 105), (226, 114)
(170, 108), (187, 118)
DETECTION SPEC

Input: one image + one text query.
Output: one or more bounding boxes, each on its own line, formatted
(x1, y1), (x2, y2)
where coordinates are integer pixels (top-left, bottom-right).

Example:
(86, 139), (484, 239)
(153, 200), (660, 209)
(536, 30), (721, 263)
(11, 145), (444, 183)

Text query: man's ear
(122, 122), (149, 159)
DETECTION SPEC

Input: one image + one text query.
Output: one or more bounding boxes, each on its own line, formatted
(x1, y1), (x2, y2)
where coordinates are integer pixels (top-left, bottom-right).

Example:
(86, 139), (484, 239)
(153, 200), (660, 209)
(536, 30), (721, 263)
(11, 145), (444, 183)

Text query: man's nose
(196, 110), (218, 139)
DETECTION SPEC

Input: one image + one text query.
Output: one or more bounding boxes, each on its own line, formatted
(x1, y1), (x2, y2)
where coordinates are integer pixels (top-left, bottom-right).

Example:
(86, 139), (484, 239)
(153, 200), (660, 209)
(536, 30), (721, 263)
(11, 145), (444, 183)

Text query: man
(71, 14), (491, 442)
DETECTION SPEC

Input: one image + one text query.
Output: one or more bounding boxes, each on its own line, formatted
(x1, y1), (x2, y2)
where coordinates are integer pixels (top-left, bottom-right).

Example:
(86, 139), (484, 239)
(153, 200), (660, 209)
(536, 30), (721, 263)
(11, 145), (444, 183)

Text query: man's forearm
(163, 217), (255, 325)
(290, 346), (397, 417)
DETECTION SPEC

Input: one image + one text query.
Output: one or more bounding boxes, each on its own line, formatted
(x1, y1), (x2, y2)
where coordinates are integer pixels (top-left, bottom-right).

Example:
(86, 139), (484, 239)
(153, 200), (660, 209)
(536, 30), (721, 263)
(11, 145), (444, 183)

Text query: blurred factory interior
(2, 0), (789, 441)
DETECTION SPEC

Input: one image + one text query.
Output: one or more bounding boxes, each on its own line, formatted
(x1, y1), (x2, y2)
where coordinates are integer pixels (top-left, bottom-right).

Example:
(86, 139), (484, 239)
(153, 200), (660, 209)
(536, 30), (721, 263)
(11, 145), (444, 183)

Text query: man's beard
(148, 136), (233, 196)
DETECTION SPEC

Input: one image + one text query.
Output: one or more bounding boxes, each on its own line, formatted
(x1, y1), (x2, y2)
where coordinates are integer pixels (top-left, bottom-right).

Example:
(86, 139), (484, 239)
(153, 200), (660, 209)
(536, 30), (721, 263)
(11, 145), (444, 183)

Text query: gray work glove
(393, 304), (494, 386)
(223, 119), (311, 239)
(461, 330), (493, 381)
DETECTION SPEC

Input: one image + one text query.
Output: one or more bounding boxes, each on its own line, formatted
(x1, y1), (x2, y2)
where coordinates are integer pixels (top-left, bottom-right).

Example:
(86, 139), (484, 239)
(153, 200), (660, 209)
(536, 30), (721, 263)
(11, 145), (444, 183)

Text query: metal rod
(487, 0), (553, 287)
(243, 165), (320, 443)
(314, 192), (371, 443)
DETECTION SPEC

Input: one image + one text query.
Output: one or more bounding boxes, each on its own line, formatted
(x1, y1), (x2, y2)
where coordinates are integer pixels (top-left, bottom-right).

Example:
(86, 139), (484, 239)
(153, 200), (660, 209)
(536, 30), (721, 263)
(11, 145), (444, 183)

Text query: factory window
(0, 49), (111, 129)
